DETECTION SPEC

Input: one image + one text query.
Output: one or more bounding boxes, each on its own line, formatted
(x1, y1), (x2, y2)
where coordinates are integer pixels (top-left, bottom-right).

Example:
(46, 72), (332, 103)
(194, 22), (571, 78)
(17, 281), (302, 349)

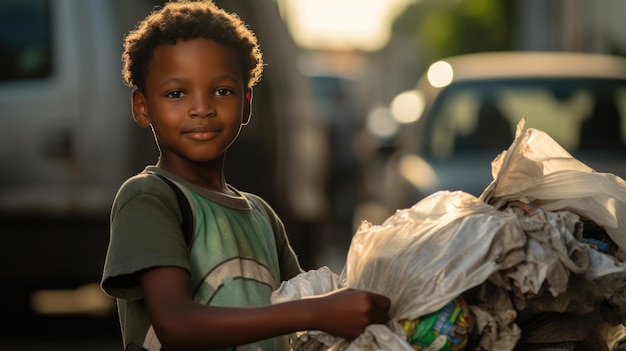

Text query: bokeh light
(390, 89), (425, 124)
(427, 60), (454, 88)
(366, 106), (399, 139)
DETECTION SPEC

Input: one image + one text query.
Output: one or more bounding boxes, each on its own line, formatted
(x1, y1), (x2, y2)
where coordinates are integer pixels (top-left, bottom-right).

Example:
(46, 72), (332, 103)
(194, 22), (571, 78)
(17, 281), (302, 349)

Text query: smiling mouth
(183, 128), (220, 141)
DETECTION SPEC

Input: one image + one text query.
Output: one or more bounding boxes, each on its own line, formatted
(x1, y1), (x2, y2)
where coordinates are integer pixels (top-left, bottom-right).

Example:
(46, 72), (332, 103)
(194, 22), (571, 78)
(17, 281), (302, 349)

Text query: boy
(100, 1), (391, 350)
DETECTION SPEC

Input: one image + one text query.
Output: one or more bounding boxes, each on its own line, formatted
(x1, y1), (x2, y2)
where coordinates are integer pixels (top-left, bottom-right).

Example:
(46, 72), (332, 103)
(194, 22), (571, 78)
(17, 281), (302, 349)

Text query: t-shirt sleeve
(101, 174), (190, 301)
(274, 217), (304, 281)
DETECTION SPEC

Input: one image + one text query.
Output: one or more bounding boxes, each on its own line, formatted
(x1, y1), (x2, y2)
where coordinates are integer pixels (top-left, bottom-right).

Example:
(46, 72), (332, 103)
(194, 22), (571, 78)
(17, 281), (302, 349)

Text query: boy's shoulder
(113, 168), (175, 205)
(242, 191), (274, 214)
(119, 169), (168, 192)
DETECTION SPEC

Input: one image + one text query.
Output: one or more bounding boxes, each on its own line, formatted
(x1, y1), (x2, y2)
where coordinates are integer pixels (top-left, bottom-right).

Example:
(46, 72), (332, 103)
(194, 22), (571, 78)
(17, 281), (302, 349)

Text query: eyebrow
(158, 77), (185, 89)
(158, 74), (240, 89)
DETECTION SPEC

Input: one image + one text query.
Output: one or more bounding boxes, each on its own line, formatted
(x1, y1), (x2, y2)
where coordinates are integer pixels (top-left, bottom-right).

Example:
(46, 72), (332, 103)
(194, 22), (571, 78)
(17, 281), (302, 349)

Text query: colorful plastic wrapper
(400, 296), (473, 351)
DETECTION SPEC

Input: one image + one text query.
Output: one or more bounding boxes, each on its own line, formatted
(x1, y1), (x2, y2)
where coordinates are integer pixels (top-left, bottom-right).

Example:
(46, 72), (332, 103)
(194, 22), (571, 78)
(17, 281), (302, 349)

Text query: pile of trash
(271, 117), (626, 351)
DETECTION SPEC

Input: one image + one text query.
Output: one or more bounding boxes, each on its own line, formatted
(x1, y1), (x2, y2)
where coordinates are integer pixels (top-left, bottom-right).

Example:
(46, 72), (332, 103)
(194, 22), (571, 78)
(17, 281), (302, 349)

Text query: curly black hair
(122, 0), (263, 93)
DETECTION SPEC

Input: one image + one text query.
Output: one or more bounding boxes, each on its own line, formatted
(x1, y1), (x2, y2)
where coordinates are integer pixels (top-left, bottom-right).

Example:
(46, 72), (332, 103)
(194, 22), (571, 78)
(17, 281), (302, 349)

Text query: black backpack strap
(246, 194), (271, 224)
(246, 193), (281, 252)
(152, 173), (194, 248)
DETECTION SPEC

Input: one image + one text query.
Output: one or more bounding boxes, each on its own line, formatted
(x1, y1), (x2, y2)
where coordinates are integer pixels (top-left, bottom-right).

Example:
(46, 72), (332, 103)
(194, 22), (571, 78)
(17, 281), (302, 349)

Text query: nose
(189, 93), (216, 118)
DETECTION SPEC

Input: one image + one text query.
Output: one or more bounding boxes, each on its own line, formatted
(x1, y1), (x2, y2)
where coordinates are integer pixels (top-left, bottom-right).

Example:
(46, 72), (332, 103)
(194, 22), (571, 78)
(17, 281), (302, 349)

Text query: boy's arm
(141, 266), (390, 349)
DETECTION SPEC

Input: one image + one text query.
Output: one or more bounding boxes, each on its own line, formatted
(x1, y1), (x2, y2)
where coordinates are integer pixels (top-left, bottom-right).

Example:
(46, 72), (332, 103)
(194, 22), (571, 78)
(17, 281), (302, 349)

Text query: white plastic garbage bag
(272, 116), (626, 351)
(345, 191), (526, 321)
(271, 267), (416, 351)
(273, 191), (528, 351)
(482, 116), (626, 251)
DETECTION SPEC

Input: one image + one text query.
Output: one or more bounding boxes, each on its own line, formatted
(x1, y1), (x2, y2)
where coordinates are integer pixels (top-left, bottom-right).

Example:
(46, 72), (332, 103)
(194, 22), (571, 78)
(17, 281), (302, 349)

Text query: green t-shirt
(101, 166), (302, 351)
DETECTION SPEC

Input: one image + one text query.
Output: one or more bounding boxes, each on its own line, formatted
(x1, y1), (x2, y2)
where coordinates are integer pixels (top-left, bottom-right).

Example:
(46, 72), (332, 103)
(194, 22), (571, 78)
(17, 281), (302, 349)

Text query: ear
(242, 88), (253, 126)
(131, 89), (151, 128)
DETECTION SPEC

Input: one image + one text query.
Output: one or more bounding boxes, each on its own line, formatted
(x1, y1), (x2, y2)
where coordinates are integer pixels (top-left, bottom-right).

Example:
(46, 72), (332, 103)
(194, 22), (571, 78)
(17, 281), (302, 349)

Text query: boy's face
(132, 38), (250, 165)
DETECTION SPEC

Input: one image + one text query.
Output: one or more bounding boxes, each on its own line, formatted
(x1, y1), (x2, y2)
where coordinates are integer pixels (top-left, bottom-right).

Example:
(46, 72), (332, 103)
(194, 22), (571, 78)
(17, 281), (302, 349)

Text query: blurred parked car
(366, 51), (626, 222)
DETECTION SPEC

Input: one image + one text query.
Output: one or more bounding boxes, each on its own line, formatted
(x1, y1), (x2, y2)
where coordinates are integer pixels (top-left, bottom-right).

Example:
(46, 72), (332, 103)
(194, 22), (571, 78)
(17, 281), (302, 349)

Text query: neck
(156, 155), (229, 193)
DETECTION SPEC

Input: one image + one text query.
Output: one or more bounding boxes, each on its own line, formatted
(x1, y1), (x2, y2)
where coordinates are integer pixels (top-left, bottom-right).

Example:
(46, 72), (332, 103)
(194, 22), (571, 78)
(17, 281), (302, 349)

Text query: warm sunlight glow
(280, 0), (414, 51)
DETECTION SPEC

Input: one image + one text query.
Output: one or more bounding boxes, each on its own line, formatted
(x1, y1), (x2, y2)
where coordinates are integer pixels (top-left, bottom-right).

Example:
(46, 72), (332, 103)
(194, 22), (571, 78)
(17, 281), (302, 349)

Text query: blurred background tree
(392, 0), (514, 72)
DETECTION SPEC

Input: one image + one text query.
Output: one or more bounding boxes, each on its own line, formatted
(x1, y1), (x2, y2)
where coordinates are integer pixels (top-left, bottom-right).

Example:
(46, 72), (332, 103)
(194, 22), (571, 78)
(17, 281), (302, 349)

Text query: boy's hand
(309, 288), (391, 339)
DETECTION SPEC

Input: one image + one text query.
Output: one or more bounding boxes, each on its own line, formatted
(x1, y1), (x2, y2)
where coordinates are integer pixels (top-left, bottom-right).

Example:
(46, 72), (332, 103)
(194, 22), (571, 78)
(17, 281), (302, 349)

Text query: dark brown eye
(166, 90), (185, 99)
(215, 88), (233, 96)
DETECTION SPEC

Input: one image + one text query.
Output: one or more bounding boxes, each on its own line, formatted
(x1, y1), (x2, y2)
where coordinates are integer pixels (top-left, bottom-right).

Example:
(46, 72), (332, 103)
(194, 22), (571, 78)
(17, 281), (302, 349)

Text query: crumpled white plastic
(270, 266), (342, 305)
(482, 116), (626, 251)
(272, 116), (626, 351)
(271, 267), (415, 351)
(273, 191), (530, 351)
(345, 191), (527, 320)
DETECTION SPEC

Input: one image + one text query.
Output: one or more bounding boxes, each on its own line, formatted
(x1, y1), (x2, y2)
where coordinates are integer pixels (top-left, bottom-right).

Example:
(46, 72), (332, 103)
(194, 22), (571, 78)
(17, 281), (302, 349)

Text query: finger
(370, 308), (390, 324)
(372, 293), (391, 308)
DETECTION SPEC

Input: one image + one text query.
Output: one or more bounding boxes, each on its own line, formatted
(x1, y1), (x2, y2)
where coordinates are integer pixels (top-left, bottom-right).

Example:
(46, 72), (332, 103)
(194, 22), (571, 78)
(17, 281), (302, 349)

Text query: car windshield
(422, 78), (626, 159)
